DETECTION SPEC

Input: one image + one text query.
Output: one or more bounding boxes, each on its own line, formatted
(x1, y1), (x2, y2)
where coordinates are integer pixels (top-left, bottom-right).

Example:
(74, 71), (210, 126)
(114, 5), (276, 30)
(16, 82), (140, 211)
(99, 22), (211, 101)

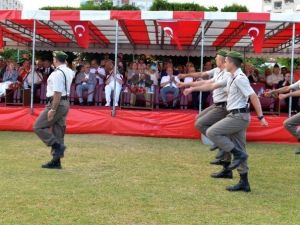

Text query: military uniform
(33, 51), (74, 169)
(206, 51), (255, 192)
(283, 80), (300, 154)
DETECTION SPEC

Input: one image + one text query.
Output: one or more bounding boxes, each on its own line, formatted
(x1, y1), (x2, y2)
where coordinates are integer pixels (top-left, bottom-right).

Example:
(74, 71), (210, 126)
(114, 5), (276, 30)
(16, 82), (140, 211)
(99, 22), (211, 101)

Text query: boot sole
(211, 175), (233, 179)
(226, 188), (251, 192)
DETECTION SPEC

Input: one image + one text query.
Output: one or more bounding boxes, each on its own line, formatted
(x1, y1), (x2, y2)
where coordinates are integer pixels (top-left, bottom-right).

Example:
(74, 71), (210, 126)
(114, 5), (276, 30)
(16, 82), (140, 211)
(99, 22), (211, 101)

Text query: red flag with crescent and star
(245, 23), (266, 54)
(157, 21), (183, 50)
(68, 21), (90, 49)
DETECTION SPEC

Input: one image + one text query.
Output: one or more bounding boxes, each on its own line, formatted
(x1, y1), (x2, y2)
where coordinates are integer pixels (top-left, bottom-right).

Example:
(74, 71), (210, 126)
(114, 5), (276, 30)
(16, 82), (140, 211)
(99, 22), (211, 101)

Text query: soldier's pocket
(233, 113), (250, 122)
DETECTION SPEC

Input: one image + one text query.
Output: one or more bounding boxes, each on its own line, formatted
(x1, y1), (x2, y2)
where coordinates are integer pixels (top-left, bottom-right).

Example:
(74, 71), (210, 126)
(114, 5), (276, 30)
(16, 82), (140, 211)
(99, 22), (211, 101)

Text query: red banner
(245, 23), (266, 54)
(68, 21), (90, 49)
(0, 28), (3, 49)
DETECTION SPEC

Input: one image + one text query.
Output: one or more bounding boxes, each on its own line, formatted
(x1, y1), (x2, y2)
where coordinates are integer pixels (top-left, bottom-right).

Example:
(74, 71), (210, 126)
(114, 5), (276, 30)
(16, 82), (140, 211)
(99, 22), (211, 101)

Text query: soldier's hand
(264, 91), (272, 97)
(183, 88), (193, 96)
(48, 110), (55, 122)
(177, 82), (185, 88)
(177, 73), (186, 79)
(278, 94), (288, 100)
(260, 118), (268, 127)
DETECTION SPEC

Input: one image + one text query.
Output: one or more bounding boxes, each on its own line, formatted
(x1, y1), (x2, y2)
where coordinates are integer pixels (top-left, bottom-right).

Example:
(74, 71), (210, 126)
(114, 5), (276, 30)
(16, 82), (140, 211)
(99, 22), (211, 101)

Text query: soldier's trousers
(194, 104), (231, 162)
(206, 112), (250, 174)
(33, 100), (69, 147)
(283, 112), (300, 140)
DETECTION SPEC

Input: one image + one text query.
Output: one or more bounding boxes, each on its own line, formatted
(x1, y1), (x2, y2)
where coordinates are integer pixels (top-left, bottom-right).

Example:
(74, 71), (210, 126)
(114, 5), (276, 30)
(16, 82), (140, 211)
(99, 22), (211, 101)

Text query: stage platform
(0, 105), (297, 143)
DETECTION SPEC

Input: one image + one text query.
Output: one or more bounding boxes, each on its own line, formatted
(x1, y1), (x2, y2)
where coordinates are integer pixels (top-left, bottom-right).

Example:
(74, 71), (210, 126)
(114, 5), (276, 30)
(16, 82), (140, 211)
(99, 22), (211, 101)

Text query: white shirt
(210, 69), (230, 103)
(90, 67), (105, 85)
(106, 71), (123, 86)
(206, 68), (221, 79)
(184, 77), (193, 83)
(226, 68), (255, 111)
(266, 73), (284, 86)
(161, 75), (180, 88)
(290, 80), (300, 90)
(24, 71), (43, 87)
(46, 64), (74, 97)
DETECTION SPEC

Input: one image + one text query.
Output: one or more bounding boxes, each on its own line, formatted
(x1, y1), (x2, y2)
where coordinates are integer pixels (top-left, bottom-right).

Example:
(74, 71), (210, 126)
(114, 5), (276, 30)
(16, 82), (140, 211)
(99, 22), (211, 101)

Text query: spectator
(266, 64), (283, 88)
(0, 57), (6, 81)
(127, 62), (139, 81)
(42, 59), (54, 82)
(148, 64), (160, 86)
(90, 59), (105, 85)
(244, 63), (258, 83)
(104, 60), (123, 107)
(129, 69), (153, 107)
(74, 65), (84, 83)
(0, 62), (19, 97)
(75, 63), (97, 106)
(204, 61), (213, 72)
(160, 66), (180, 109)
(278, 73), (299, 112)
(18, 60), (31, 82)
(293, 65), (300, 81)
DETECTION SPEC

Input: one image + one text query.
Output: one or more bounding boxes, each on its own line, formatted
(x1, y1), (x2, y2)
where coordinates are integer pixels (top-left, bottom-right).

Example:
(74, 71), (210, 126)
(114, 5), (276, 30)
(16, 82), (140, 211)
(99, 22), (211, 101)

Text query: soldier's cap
(226, 51), (243, 63)
(216, 49), (228, 57)
(53, 51), (68, 61)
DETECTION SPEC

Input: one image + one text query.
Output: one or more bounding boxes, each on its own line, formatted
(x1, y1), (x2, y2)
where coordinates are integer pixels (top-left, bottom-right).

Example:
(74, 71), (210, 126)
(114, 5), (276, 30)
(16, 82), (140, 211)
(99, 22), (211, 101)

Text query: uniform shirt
(289, 80), (300, 90)
(226, 68), (255, 111)
(161, 75), (180, 88)
(46, 64), (74, 98)
(210, 69), (230, 103)
(206, 68), (221, 79)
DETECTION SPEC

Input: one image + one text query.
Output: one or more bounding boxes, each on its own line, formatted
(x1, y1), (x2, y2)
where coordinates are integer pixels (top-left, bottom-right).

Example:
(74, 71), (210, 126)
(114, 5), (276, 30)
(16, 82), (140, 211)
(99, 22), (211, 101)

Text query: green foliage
(0, 49), (31, 62)
(221, 4), (249, 12)
(150, 0), (218, 11)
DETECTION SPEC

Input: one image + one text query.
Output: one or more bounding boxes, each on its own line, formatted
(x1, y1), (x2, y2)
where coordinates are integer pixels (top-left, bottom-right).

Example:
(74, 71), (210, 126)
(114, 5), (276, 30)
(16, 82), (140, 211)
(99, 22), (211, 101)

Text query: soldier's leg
(283, 112), (300, 140)
(52, 102), (69, 145)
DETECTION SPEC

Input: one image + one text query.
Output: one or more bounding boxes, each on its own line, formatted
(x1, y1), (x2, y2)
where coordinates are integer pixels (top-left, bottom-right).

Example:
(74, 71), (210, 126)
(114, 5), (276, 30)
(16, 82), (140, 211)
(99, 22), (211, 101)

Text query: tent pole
(17, 49), (20, 63)
(112, 20), (119, 117)
(198, 21), (205, 113)
(30, 19), (36, 114)
(289, 22), (296, 118)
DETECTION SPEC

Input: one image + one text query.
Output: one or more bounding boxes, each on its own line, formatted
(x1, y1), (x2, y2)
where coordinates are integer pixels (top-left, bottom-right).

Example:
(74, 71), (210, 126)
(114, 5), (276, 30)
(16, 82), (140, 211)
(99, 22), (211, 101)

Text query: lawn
(0, 131), (299, 225)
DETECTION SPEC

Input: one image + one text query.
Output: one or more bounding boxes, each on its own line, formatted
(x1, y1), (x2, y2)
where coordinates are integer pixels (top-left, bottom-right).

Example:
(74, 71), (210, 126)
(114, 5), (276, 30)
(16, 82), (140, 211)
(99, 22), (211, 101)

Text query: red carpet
(0, 105), (296, 143)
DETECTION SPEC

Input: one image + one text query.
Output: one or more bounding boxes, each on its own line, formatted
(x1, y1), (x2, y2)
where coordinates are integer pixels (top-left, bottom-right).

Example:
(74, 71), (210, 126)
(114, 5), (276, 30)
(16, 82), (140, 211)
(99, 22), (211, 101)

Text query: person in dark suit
(42, 59), (54, 82)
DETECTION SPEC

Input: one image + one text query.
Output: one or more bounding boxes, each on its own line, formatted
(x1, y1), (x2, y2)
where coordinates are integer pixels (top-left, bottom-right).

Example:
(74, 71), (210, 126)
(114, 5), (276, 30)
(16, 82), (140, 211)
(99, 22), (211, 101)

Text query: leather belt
(214, 102), (227, 107)
(229, 107), (250, 114)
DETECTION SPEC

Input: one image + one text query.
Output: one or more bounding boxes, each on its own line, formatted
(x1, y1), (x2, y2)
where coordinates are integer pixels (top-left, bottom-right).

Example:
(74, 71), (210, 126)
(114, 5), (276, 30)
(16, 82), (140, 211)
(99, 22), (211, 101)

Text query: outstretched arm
(249, 93), (268, 127)
(183, 82), (221, 96)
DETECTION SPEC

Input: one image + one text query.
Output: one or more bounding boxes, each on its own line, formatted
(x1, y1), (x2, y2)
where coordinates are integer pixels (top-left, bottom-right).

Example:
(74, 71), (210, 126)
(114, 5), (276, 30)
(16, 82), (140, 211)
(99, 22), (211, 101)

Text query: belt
(214, 102), (227, 107)
(229, 107), (250, 114)
(46, 96), (68, 103)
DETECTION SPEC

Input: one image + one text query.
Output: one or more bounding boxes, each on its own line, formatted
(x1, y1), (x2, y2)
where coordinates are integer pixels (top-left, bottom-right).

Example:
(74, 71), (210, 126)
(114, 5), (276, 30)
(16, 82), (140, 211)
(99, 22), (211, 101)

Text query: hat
(216, 49), (228, 57)
(53, 51), (68, 61)
(227, 51), (243, 63)
(150, 64), (157, 71)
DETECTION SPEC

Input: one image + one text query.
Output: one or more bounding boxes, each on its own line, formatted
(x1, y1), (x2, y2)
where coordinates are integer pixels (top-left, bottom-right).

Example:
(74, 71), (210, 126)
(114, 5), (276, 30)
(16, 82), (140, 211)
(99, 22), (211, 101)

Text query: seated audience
(278, 73), (299, 112)
(266, 64), (284, 88)
(75, 63), (97, 106)
(0, 57), (6, 81)
(0, 62), (19, 97)
(18, 60), (31, 82)
(244, 63), (258, 83)
(23, 67), (43, 97)
(127, 62), (139, 81)
(104, 60), (123, 107)
(160, 66), (180, 109)
(42, 59), (54, 82)
(90, 59), (105, 85)
(148, 64), (160, 86)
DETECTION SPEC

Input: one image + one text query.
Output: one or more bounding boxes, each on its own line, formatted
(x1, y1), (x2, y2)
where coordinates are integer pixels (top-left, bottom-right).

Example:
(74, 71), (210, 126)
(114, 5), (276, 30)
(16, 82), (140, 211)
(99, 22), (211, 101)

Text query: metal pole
(112, 20), (119, 117)
(30, 20), (36, 114)
(289, 22), (296, 118)
(198, 21), (205, 113)
(17, 49), (20, 63)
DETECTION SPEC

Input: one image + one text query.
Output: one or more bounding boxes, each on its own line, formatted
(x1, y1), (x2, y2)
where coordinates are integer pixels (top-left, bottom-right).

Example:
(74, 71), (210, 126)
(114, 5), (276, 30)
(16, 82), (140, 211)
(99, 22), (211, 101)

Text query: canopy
(1, 10), (300, 57)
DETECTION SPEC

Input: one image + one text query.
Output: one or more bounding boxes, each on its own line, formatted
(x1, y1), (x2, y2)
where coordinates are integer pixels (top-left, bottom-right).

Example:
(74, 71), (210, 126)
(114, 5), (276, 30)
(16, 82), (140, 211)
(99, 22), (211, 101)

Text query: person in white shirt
(33, 51), (74, 169)
(104, 60), (123, 107)
(90, 59), (105, 85)
(148, 64), (160, 86)
(266, 64), (284, 87)
(160, 66), (180, 108)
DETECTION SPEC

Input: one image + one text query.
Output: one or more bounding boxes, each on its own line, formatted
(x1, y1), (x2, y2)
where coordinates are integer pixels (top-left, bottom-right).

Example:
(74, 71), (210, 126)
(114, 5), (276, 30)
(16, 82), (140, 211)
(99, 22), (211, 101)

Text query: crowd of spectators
(0, 53), (299, 112)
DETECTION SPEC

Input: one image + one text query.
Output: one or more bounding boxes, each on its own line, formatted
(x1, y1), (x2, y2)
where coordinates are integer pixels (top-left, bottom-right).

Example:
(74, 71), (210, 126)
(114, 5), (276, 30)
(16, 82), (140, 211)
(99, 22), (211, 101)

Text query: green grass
(0, 132), (299, 225)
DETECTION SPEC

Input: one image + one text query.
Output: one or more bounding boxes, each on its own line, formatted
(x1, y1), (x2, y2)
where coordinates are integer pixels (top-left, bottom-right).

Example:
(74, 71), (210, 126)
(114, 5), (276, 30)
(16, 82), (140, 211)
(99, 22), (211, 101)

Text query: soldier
(265, 79), (300, 154)
(179, 49), (233, 179)
(33, 51), (74, 169)
(184, 51), (268, 192)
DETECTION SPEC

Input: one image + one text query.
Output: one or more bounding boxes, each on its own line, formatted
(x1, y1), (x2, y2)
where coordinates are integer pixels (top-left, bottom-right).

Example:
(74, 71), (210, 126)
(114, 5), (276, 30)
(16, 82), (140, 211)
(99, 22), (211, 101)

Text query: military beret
(53, 51), (68, 61)
(226, 51), (243, 63)
(216, 49), (228, 57)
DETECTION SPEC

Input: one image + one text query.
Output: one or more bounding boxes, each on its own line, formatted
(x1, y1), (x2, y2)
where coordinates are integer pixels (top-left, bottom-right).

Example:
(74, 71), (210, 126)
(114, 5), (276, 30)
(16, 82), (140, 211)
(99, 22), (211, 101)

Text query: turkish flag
(68, 21), (90, 49)
(158, 21), (183, 50)
(245, 23), (266, 54)
(0, 28), (3, 49)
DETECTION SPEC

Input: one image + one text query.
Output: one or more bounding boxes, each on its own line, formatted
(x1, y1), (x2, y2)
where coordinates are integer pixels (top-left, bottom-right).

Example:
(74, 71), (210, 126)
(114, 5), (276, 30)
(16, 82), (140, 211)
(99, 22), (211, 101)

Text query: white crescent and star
(248, 27), (260, 41)
(163, 27), (174, 39)
(74, 25), (86, 38)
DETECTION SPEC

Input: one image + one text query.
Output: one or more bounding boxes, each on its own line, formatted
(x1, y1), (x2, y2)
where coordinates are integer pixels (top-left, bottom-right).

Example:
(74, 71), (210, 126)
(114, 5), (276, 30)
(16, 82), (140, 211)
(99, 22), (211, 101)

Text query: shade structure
(0, 10), (300, 57)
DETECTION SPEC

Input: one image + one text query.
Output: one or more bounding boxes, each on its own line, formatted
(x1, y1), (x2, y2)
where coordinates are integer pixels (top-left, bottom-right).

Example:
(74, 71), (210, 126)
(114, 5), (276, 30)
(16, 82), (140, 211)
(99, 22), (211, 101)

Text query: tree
(150, 0), (218, 11)
(221, 4), (249, 12)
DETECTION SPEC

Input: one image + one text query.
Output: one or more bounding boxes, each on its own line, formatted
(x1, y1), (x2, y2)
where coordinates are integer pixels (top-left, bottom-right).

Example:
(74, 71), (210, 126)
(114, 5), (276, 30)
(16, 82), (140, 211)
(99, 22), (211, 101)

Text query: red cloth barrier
(0, 106), (296, 143)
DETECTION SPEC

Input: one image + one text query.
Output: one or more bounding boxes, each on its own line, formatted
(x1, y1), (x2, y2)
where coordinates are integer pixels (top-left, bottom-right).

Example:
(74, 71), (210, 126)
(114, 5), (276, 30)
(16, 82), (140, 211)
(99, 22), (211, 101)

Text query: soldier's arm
(189, 81), (222, 92)
(178, 71), (209, 79)
(268, 86), (291, 95)
(51, 91), (62, 111)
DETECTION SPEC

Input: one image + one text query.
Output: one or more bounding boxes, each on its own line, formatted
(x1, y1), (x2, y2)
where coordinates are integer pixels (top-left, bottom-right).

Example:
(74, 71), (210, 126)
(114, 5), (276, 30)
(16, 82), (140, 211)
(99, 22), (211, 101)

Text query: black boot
(51, 143), (66, 160)
(227, 148), (248, 170)
(209, 144), (218, 151)
(211, 162), (233, 179)
(295, 148), (300, 155)
(226, 173), (251, 192)
(42, 158), (62, 169)
(210, 158), (226, 165)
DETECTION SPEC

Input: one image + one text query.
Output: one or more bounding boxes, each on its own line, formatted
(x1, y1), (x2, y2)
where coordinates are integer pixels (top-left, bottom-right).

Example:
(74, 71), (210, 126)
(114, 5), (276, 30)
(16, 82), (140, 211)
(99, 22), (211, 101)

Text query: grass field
(0, 131), (300, 225)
